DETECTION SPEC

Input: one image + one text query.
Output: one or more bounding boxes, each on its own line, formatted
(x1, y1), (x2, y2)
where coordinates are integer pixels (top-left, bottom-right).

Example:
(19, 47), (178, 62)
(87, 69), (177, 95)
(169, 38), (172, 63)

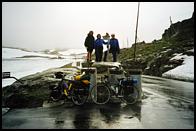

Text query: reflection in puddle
(68, 103), (143, 129)
(167, 99), (194, 111)
(93, 103), (142, 128)
(99, 104), (121, 124)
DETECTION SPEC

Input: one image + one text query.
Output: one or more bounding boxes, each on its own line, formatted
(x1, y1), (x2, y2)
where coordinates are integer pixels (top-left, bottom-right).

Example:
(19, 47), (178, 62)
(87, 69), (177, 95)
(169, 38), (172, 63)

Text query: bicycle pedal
(117, 95), (123, 98)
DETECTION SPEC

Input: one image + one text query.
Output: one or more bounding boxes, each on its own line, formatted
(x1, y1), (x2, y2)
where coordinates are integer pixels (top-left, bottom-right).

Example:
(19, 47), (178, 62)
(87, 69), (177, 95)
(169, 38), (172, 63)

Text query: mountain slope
(117, 12), (194, 81)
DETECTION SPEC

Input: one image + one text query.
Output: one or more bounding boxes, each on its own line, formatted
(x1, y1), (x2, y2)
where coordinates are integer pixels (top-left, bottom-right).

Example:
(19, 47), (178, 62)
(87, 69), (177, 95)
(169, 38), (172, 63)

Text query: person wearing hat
(109, 34), (120, 62)
(84, 31), (95, 62)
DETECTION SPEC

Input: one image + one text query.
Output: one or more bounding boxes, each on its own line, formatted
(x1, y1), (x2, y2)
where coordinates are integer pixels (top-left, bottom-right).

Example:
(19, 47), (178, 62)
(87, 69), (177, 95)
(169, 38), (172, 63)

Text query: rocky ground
(2, 64), (80, 108)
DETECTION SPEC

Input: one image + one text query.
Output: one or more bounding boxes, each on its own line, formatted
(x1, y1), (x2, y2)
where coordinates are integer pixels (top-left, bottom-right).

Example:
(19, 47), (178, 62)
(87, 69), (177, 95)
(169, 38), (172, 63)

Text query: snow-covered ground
(2, 47), (87, 59)
(2, 47), (86, 87)
(2, 48), (58, 59)
(162, 49), (194, 82)
(58, 48), (87, 56)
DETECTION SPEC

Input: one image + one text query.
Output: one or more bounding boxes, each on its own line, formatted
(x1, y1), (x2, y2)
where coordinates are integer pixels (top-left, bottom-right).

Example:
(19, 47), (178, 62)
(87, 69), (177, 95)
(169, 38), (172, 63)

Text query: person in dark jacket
(84, 31), (95, 62)
(109, 34), (120, 62)
(94, 34), (107, 62)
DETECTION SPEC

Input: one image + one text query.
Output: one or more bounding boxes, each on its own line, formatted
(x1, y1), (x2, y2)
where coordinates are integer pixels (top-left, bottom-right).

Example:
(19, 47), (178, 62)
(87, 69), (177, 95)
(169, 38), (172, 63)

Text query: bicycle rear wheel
(71, 87), (89, 106)
(120, 86), (139, 104)
(90, 83), (110, 105)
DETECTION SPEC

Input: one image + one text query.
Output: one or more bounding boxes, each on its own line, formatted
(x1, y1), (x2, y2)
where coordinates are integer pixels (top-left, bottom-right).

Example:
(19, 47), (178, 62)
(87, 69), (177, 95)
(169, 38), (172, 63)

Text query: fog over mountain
(2, 2), (194, 51)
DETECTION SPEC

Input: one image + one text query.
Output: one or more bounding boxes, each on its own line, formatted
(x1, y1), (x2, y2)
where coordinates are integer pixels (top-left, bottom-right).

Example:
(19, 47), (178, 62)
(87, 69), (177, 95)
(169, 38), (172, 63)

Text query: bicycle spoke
(71, 88), (89, 106)
(120, 86), (139, 104)
(91, 83), (110, 105)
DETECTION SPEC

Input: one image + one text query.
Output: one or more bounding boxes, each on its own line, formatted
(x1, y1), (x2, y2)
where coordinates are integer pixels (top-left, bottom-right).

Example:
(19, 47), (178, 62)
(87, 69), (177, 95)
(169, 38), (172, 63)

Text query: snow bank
(2, 48), (58, 59)
(59, 48), (86, 56)
(162, 52), (194, 82)
(2, 47), (86, 87)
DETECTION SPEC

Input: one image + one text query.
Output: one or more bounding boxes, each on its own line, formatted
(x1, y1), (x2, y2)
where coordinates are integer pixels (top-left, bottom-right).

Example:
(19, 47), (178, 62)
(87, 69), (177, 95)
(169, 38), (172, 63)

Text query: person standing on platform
(102, 33), (110, 62)
(94, 34), (107, 62)
(84, 31), (95, 62)
(109, 34), (120, 62)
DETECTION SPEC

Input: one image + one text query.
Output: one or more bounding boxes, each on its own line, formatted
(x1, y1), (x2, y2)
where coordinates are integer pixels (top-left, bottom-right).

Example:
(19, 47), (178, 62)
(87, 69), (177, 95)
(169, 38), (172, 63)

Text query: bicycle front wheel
(120, 86), (139, 105)
(71, 87), (89, 106)
(90, 83), (110, 105)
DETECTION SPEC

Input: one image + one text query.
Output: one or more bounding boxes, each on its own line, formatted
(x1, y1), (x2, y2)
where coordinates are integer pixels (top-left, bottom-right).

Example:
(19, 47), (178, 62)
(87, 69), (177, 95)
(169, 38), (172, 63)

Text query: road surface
(2, 75), (194, 129)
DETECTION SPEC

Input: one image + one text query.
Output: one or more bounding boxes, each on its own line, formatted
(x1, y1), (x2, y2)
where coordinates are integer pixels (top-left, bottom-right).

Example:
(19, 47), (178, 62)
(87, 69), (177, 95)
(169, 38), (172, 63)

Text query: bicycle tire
(48, 90), (62, 102)
(120, 86), (139, 105)
(71, 86), (89, 106)
(90, 83), (110, 105)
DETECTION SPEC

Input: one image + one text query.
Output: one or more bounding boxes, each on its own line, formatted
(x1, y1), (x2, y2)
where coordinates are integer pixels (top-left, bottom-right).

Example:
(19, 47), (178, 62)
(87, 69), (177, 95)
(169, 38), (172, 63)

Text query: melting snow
(162, 52), (194, 82)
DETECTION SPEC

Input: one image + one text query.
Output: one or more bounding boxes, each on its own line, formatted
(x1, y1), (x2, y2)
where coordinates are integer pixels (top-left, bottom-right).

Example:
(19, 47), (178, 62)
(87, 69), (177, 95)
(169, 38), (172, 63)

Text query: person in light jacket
(102, 33), (110, 62)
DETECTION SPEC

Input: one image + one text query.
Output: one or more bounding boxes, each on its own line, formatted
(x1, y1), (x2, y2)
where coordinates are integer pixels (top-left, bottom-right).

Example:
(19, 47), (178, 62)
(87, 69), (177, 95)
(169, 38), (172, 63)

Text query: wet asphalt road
(2, 75), (194, 129)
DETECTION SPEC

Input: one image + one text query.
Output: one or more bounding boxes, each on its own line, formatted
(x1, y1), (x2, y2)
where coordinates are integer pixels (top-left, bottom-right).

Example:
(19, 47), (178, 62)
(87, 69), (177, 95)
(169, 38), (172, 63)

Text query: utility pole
(170, 16), (176, 34)
(133, 2), (140, 61)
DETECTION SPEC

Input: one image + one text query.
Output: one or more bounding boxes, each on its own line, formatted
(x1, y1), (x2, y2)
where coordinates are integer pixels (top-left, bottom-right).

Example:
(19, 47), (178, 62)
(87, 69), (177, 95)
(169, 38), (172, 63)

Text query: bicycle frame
(102, 77), (124, 98)
(62, 79), (73, 97)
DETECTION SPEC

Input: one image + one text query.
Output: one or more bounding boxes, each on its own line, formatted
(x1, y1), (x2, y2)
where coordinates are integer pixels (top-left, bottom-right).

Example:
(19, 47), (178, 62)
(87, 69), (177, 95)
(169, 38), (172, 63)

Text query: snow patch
(161, 49), (172, 53)
(59, 48), (86, 56)
(2, 48), (58, 59)
(162, 55), (194, 82)
(164, 65), (174, 68)
(170, 53), (184, 60)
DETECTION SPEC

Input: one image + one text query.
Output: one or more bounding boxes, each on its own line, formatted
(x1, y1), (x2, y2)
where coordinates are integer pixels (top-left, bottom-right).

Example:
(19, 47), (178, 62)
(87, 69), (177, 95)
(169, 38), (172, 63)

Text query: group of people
(84, 31), (120, 62)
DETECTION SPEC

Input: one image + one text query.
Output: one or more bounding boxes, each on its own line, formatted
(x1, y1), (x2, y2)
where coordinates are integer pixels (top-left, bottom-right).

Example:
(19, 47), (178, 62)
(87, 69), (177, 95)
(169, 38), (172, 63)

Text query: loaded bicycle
(48, 71), (91, 106)
(48, 69), (110, 106)
(91, 72), (140, 105)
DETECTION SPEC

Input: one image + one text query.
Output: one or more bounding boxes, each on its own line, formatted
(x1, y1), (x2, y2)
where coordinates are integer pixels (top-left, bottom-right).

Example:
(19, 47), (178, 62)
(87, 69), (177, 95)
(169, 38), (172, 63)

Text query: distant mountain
(2, 47), (87, 59)
(2, 47), (60, 59)
(2, 46), (33, 52)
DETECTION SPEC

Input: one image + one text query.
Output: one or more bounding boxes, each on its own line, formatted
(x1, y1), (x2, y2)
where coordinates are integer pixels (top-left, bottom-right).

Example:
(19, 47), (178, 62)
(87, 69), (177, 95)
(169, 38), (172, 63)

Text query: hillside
(116, 12), (194, 81)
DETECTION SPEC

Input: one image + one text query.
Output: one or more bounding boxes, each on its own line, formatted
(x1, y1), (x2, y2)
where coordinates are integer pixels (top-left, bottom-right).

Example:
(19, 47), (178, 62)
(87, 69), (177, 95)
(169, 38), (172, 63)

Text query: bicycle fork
(63, 83), (72, 96)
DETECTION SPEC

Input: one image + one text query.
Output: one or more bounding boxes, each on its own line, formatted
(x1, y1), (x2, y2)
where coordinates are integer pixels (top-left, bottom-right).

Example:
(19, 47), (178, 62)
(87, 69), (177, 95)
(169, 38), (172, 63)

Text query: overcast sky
(2, 2), (194, 51)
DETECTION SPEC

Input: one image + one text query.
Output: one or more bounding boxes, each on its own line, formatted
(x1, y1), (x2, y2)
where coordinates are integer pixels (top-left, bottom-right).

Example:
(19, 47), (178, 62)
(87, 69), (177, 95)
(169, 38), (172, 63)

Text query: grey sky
(2, 2), (194, 51)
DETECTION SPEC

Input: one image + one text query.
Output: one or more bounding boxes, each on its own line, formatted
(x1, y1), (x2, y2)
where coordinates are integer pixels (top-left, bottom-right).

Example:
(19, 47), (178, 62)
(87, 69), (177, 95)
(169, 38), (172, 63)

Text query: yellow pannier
(82, 80), (90, 85)
(74, 75), (81, 80)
